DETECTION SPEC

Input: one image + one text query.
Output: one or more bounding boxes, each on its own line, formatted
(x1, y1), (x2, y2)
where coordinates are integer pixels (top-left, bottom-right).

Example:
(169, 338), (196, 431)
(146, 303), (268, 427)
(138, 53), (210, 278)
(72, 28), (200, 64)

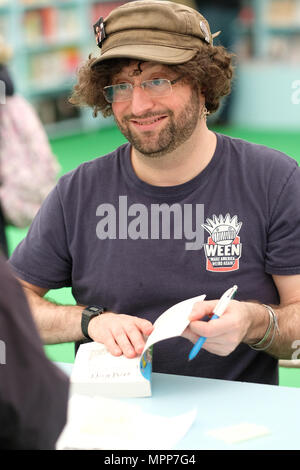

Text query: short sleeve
(8, 186), (72, 289)
(265, 165), (300, 275)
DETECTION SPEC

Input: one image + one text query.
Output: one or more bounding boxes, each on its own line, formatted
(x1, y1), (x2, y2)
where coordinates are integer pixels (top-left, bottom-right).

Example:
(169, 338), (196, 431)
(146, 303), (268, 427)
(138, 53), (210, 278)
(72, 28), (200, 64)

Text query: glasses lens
(143, 79), (171, 97)
(103, 83), (132, 103)
(103, 86), (114, 103)
(103, 79), (174, 103)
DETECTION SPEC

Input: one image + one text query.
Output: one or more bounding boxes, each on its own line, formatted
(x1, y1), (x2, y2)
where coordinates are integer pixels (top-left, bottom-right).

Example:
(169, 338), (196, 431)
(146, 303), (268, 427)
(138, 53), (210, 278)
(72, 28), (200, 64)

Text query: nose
(130, 85), (155, 116)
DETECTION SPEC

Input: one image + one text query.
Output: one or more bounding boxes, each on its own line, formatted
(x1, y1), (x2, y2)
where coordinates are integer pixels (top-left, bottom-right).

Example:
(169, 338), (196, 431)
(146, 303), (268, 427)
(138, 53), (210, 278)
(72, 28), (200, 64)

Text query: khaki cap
(91, 0), (220, 68)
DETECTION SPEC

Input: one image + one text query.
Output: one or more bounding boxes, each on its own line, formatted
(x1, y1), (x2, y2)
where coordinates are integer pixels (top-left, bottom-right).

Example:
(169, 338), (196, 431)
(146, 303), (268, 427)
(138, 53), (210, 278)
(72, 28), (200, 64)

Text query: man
(8, 0), (300, 385)
(0, 254), (69, 449)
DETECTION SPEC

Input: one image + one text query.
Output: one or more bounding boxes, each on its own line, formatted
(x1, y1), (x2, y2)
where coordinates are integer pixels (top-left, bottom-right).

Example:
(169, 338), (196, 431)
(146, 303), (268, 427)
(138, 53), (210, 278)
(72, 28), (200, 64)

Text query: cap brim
(91, 44), (198, 67)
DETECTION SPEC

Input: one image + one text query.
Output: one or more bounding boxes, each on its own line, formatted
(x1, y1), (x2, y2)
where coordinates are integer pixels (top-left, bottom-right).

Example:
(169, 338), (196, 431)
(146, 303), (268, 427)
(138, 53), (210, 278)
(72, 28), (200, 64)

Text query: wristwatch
(81, 305), (104, 341)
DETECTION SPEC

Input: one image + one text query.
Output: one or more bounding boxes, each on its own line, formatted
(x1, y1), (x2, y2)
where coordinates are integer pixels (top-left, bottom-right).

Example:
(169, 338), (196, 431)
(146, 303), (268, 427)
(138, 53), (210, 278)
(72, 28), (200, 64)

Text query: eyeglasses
(103, 77), (183, 103)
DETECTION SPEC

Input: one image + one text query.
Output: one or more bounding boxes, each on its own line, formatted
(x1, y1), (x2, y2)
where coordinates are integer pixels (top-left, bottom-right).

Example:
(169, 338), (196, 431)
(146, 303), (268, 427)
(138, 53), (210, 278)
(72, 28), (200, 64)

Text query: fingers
(186, 299), (250, 356)
(109, 317), (152, 357)
(189, 299), (219, 321)
(189, 315), (226, 338)
(89, 312), (154, 358)
(188, 298), (240, 338)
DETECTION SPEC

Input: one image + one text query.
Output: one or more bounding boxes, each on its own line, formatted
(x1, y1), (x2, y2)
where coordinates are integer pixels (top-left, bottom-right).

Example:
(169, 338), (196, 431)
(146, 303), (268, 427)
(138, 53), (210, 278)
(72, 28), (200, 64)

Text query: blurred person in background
(195, 0), (243, 125)
(0, 253), (69, 449)
(0, 36), (60, 257)
(0, 37), (14, 256)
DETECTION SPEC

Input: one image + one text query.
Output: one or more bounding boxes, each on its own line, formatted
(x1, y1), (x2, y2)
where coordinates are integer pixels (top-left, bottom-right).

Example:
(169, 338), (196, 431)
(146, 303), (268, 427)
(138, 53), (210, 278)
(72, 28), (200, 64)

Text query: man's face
(111, 61), (201, 158)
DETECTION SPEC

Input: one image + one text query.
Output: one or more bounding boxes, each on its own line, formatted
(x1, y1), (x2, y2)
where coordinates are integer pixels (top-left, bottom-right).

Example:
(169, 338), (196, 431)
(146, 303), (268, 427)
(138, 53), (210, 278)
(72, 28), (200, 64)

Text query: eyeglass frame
(103, 76), (183, 103)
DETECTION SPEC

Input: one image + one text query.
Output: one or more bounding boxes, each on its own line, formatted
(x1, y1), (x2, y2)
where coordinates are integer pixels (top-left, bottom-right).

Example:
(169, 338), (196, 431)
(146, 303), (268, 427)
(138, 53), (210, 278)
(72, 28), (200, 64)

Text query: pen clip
(213, 285), (238, 317)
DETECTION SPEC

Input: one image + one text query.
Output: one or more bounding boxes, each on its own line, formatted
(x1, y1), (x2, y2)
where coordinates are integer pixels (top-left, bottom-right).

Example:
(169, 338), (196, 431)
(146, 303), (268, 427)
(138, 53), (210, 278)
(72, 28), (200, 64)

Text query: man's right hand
(87, 312), (154, 358)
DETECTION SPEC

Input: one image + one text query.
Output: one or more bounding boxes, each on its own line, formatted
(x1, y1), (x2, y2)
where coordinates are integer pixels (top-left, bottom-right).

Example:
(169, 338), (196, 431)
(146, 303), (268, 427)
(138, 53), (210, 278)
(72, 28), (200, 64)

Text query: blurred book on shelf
(0, 16), (9, 39)
(20, 0), (73, 5)
(23, 6), (81, 45)
(265, 0), (300, 27)
(28, 47), (80, 90)
(268, 35), (300, 62)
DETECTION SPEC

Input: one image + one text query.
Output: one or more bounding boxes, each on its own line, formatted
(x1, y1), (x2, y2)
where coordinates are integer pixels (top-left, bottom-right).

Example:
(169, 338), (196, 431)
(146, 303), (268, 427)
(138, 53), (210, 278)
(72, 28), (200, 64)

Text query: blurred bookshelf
(0, 0), (124, 137)
(1, 0), (300, 133)
(231, 0), (300, 129)
(238, 0), (300, 61)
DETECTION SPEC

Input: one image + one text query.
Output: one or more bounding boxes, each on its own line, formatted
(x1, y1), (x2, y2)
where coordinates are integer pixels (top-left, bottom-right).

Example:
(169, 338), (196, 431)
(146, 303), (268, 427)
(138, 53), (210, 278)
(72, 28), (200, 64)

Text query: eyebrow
(112, 68), (175, 84)
(129, 61), (143, 76)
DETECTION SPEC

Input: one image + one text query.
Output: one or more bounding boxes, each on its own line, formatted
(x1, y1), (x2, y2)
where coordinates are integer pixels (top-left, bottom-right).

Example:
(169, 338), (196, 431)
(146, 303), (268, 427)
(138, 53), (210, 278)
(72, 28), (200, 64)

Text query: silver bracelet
(249, 304), (279, 351)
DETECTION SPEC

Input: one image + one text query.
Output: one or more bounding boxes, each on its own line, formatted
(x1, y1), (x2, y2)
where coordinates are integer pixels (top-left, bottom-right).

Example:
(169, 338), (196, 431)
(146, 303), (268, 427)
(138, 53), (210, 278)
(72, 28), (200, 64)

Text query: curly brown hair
(69, 45), (235, 118)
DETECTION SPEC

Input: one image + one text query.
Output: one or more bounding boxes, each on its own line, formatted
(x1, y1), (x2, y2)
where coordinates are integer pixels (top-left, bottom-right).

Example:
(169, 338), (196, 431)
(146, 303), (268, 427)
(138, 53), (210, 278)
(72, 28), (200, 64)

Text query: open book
(71, 294), (206, 398)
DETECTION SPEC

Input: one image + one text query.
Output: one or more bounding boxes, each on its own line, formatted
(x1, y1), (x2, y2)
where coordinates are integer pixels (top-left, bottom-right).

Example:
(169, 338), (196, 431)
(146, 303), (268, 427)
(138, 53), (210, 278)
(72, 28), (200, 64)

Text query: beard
(114, 89), (200, 158)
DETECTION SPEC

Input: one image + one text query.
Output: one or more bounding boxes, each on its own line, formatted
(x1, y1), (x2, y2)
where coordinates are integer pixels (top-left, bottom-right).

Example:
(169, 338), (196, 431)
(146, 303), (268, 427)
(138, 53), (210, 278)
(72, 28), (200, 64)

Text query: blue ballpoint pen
(188, 285), (238, 361)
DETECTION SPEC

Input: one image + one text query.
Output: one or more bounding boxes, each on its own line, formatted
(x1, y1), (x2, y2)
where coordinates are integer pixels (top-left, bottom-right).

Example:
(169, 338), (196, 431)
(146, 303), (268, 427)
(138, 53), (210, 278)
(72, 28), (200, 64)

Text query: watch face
(89, 307), (99, 312)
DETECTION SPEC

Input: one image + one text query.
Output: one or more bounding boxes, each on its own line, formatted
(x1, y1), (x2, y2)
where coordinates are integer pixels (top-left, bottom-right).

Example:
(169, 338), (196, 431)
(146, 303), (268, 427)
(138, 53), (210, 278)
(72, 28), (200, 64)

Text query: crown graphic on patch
(202, 214), (242, 246)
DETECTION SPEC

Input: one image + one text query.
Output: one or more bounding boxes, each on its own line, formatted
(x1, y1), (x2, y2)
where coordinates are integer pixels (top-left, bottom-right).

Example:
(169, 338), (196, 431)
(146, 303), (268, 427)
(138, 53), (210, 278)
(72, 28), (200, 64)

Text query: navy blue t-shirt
(9, 133), (300, 384)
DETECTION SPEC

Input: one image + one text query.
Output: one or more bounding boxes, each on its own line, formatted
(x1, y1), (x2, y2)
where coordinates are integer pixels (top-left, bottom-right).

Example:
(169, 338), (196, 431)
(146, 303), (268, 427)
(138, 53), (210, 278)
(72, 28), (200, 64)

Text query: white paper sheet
(56, 394), (197, 450)
(206, 422), (271, 444)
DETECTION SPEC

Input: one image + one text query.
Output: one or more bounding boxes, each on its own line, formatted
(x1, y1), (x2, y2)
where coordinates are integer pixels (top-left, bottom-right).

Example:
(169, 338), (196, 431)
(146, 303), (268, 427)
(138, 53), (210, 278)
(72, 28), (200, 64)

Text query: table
(57, 362), (300, 450)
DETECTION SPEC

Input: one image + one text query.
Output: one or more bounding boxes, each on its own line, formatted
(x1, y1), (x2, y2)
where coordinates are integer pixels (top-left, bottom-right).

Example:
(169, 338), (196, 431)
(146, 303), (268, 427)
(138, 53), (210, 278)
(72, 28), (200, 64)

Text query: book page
(142, 294), (206, 353)
(139, 294), (205, 379)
